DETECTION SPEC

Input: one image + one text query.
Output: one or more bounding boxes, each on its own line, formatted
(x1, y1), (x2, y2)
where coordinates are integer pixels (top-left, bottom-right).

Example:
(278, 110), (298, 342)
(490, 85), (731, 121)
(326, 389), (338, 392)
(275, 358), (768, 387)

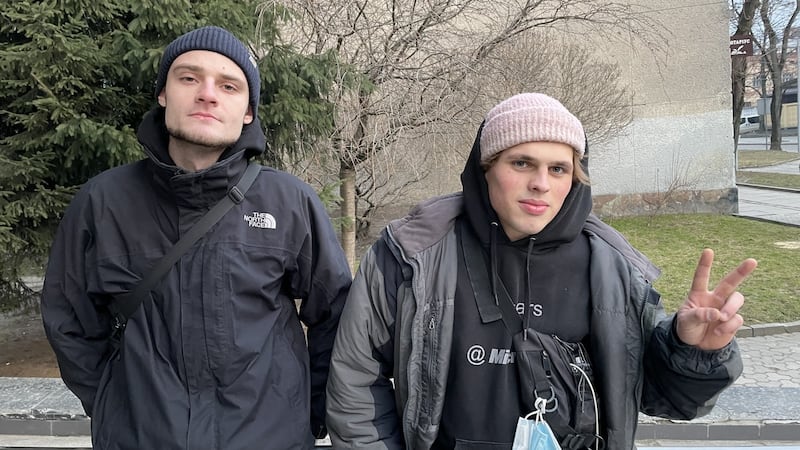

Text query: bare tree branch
(265, 0), (669, 267)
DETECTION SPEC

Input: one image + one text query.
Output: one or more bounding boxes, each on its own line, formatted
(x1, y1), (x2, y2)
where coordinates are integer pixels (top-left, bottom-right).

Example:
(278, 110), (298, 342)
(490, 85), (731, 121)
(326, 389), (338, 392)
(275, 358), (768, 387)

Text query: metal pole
(796, 40), (799, 152)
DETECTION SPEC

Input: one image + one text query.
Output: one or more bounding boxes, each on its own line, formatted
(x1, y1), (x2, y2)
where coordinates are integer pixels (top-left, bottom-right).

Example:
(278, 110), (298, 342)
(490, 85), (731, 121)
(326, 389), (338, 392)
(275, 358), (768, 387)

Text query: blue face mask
(512, 407), (561, 450)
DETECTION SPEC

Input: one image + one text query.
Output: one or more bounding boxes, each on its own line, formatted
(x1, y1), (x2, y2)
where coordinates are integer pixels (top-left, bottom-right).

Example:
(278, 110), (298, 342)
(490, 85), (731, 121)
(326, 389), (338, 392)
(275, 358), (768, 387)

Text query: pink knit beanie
(479, 93), (586, 163)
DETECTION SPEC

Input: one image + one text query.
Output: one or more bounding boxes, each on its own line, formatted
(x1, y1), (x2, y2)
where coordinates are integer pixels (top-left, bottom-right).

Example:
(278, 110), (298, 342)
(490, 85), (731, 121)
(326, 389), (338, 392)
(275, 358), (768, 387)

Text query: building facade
(588, 0), (737, 217)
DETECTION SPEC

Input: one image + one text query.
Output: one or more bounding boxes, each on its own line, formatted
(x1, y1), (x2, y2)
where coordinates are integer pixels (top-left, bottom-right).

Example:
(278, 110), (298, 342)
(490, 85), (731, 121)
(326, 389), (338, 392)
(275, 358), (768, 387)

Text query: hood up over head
(460, 121), (592, 250)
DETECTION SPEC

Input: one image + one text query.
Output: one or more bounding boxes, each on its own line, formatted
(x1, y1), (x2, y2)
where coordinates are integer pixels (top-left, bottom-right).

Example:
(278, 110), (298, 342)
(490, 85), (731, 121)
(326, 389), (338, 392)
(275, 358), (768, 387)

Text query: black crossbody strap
(459, 220), (555, 397)
(109, 163), (261, 334)
(458, 220), (523, 334)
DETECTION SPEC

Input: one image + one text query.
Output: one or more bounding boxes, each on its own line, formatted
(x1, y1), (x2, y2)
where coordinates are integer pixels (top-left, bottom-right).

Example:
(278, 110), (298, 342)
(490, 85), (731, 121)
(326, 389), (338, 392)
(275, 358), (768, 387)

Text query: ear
(158, 90), (167, 107)
(243, 105), (254, 125)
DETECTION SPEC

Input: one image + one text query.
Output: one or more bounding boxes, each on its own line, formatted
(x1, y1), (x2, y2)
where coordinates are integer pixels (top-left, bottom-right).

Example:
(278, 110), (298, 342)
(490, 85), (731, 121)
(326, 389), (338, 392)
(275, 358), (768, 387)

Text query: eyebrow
(171, 64), (246, 84)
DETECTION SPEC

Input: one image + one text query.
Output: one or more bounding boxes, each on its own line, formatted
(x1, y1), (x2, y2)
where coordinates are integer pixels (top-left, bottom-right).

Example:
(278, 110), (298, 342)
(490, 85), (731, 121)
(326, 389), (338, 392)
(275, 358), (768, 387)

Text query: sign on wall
(730, 35), (753, 57)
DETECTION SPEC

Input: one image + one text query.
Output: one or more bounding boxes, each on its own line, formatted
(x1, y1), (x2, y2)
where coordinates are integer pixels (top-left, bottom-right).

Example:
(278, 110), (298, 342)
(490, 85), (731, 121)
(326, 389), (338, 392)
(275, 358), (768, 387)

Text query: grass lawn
(736, 171), (800, 189)
(605, 214), (800, 325)
(737, 150), (800, 168)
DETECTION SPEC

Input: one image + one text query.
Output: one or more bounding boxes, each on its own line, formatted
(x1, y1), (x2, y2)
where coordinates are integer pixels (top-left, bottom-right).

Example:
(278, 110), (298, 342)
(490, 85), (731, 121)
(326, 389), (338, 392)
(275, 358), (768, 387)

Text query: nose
(528, 168), (550, 192)
(196, 79), (218, 104)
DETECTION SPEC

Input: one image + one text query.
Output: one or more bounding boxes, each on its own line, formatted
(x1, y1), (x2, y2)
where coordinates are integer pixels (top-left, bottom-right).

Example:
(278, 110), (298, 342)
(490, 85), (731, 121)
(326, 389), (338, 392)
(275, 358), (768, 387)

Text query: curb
(3, 416), (800, 445)
(736, 182), (800, 194)
(736, 321), (800, 338)
(636, 419), (800, 442)
(0, 415), (88, 438)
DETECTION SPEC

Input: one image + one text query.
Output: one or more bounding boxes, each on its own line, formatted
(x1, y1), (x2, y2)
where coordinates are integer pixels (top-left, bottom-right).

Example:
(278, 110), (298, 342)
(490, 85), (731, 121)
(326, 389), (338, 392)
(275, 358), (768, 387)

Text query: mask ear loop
(524, 397), (549, 424)
(520, 397), (560, 449)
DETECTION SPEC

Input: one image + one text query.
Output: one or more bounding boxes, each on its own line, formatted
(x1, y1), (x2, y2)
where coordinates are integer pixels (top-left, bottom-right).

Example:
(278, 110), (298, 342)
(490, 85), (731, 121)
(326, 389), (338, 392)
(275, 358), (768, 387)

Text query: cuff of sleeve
(667, 317), (737, 365)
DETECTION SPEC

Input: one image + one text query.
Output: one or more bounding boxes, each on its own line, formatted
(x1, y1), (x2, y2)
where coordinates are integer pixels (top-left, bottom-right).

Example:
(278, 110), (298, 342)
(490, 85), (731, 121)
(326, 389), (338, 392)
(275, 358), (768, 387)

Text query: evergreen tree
(0, 0), (336, 310)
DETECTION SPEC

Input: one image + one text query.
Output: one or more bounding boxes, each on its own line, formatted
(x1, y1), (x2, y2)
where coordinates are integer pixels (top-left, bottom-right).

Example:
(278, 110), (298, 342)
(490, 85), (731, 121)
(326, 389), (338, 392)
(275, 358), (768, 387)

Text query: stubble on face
(165, 123), (240, 152)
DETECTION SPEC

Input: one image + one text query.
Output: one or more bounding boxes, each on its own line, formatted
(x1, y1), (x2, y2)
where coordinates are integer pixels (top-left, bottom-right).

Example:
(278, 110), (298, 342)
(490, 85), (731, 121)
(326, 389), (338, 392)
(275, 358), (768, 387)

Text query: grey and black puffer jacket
(42, 107), (352, 450)
(326, 128), (742, 449)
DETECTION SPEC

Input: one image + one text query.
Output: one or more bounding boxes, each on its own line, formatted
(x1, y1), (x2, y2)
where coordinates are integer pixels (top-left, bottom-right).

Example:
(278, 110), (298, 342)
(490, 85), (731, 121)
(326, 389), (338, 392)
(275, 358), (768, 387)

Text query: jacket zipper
(424, 307), (438, 428)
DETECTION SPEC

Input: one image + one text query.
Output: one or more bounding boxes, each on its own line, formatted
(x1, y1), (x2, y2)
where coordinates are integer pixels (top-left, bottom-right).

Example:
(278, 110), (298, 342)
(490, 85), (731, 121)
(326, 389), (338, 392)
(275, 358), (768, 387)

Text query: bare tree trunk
(339, 163), (357, 273)
(758, 0), (800, 150)
(732, 0), (760, 150)
(770, 76), (784, 150)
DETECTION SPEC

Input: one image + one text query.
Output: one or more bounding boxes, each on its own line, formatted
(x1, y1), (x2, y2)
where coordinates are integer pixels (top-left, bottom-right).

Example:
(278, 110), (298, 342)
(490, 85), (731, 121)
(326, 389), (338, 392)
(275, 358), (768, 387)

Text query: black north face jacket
(41, 108), (351, 449)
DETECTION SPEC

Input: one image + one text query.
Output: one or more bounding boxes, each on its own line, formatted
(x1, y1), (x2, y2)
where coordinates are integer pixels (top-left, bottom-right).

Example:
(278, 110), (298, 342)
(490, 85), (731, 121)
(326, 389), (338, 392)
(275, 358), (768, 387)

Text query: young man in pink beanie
(326, 93), (757, 449)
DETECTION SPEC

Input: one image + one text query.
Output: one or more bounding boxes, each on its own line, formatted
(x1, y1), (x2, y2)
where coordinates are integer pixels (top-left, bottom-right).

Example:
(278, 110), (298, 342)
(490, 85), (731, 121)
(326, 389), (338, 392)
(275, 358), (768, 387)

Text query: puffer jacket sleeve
(326, 236), (405, 450)
(40, 187), (113, 416)
(292, 186), (353, 438)
(640, 311), (743, 420)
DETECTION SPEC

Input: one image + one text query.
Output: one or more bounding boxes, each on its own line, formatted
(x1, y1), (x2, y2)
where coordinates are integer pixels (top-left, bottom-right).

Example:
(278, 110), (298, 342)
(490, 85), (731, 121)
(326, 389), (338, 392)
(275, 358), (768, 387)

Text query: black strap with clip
(108, 163), (261, 346)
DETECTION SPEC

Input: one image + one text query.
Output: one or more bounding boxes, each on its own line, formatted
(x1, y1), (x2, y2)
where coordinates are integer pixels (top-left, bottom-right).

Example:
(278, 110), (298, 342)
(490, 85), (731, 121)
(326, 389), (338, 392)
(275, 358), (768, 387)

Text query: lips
(519, 199), (548, 215)
(190, 112), (219, 121)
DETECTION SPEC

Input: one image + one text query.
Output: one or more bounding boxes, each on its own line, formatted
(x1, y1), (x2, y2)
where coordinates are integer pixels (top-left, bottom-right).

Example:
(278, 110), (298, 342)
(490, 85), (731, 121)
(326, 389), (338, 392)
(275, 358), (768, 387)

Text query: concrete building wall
(588, 1), (737, 216)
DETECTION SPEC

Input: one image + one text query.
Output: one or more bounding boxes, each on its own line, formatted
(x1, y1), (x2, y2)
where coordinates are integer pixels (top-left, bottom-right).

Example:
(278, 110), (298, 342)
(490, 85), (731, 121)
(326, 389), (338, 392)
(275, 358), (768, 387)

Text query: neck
(168, 139), (225, 172)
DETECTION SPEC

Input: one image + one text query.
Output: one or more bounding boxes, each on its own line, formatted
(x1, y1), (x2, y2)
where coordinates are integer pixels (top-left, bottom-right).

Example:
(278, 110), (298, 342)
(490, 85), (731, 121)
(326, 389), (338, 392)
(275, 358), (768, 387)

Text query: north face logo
(244, 212), (276, 229)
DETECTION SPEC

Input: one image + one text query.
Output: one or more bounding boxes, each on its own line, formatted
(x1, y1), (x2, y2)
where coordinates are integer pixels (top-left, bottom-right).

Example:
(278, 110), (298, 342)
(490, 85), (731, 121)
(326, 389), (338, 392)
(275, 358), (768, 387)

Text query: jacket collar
(135, 107), (266, 209)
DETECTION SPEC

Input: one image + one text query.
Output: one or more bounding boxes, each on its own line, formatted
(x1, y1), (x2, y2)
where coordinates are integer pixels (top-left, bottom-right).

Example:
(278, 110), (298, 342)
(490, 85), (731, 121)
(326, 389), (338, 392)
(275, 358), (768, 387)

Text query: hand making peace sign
(675, 249), (758, 351)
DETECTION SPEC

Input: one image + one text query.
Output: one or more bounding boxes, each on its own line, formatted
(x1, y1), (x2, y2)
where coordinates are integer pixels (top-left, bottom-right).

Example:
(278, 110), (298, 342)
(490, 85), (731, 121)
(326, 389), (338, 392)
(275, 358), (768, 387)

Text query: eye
(512, 159), (529, 168)
(221, 83), (237, 92)
(179, 76), (197, 83)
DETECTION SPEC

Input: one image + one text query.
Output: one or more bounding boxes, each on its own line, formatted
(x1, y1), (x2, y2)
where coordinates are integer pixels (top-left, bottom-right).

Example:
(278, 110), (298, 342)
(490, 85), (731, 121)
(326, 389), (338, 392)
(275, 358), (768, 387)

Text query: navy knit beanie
(154, 26), (261, 112)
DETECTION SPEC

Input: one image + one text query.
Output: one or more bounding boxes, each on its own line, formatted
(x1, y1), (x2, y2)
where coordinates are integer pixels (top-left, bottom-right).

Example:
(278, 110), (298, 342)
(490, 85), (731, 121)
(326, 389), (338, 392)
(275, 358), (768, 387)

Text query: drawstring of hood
(488, 220), (537, 341)
(524, 236), (535, 340)
(489, 222), (500, 307)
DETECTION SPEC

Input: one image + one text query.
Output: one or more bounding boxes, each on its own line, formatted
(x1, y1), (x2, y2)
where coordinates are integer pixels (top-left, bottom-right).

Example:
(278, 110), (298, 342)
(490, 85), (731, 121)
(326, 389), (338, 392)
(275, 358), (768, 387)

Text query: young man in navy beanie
(42, 26), (351, 449)
(326, 93), (757, 449)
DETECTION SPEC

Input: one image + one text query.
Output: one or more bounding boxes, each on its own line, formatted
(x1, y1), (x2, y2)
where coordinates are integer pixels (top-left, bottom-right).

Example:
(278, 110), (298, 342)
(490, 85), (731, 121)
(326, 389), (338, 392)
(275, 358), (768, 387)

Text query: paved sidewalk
(737, 185), (800, 227)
